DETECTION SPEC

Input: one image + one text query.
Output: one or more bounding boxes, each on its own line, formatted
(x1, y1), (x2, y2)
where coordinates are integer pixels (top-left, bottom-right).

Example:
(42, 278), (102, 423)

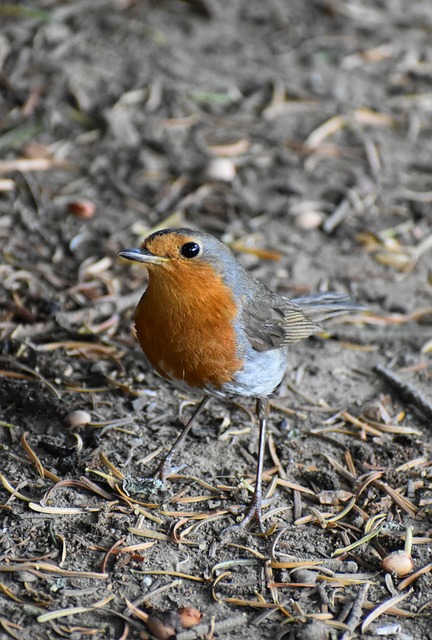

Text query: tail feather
(291, 293), (364, 324)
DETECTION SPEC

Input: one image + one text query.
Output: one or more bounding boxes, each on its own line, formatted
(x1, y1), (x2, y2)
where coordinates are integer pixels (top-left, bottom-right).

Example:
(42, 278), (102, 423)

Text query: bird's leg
(228, 396), (270, 533)
(156, 396), (211, 483)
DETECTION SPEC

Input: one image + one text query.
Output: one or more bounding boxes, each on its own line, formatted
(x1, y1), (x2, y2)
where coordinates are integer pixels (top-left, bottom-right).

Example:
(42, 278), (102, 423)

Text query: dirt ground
(1, 1), (432, 639)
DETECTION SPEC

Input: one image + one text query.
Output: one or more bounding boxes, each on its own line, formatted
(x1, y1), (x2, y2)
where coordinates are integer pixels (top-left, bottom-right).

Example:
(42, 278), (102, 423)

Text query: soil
(1, 1), (432, 639)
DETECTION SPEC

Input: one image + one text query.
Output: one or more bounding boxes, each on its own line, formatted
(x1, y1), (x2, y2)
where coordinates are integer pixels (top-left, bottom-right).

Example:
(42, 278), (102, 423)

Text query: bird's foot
(222, 492), (267, 535)
(154, 455), (186, 485)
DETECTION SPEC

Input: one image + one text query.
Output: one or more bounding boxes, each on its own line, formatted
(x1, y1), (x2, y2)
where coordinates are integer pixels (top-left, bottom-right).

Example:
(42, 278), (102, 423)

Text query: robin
(119, 227), (361, 531)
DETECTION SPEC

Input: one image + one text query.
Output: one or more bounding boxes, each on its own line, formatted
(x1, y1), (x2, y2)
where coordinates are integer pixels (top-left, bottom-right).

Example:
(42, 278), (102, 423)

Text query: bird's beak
(118, 248), (169, 265)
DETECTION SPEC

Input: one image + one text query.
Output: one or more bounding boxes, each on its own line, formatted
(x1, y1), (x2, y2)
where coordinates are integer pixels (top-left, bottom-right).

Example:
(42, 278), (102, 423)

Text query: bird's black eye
(180, 242), (201, 259)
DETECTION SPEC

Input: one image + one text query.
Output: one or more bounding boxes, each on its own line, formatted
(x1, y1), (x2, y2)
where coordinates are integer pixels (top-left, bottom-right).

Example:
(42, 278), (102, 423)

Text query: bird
(118, 227), (361, 531)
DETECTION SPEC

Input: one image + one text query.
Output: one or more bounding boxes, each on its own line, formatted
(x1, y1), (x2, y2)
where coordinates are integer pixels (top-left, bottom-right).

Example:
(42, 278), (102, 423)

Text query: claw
(224, 494), (266, 534)
(155, 456), (186, 484)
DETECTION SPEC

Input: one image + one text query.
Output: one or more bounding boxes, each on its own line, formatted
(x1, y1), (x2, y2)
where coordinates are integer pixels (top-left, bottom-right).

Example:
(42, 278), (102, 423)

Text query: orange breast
(134, 262), (243, 391)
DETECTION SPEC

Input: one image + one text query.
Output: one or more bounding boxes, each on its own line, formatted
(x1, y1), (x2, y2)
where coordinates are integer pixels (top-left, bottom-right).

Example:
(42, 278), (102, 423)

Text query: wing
(242, 287), (362, 353)
(242, 288), (319, 352)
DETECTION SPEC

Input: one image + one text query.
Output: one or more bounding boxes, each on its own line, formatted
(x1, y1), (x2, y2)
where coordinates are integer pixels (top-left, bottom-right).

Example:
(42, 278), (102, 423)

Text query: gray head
(118, 227), (254, 298)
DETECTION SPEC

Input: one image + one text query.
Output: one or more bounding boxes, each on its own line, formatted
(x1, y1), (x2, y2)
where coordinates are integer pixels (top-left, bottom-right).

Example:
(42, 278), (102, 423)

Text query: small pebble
(207, 157), (236, 181)
(68, 200), (96, 219)
(382, 551), (414, 577)
(291, 568), (318, 585)
(295, 210), (323, 230)
(146, 608), (203, 640)
(177, 607), (203, 629)
(65, 410), (91, 428)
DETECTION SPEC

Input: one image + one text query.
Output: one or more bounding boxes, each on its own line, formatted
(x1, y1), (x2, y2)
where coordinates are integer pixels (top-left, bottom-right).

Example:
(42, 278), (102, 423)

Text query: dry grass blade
(352, 107), (395, 126)
(33, 341), (112, 354)
(364, 513), (388, 534)
(101, 537), (126, 574)
(269, 400), (308, 419)
(397, 563), (432, 591)
(133, 569), (206, 582)
(225, 543), (266, 560)
(344, 451), (357, 477)
(212, 571), (233, 603)
(294, 511), (332, 527)
(264, 560), (278, 605)
(0, 583), (23, 603)
(294, 497), (356, 528)
(361, 475), (418, 518)
(185, 476), (228, 495)
(305, 115), (346, 147)
(29, 503), (90, 515)
(56, 624), (104, 635)
(395, 457), (429, 472)
(37, 595), (114, 623)
(171, 517), (193, 544)
(332, 523), (384, 557)
(359, 417), (422, 436)
(125, 598), (149, 622)
(268, 582), (316, 589)
(353, 307), (432, 327)
(373, 481), (418, 517)
(324, 454), (357, 485)
(171, 494), (217, 504)
(327, 497), (356, 523)
(222, 597), (277, 610)
(159, 509), (220, 519)
(341, 412), (384, 437)
(0, 562), (108, 579)
(0, 158), (71, 173)
(92, 541), (154, 556)
(212, 559), (260, 574)
(0, 179), (15, 191)
(356, 471), (384, 497)
(207, 138), (250, 156)
(268, 433), (286, 479)
(57, 533), (67, 566)
(128, 527), (170, 541)
(44, 477), (115, 502)
(336, 595), (417, 619)
(0, 473), (34, 503)
(276, 478), (316, 496)
(0, 618), (24, 640)
(171, 510), (229, 537)
(99, 452), (125, 480)
(0, 420), (19, 429)
(20, 432), (43, 478)
(421, 337), (432, 354)
(361, 591), (412, 633)
(85, 468), (121, 485)
(411, 537), (432, 545)
(136, 446), (164, 466)
(20, 432), (61, 482)
(269, 561), (323, 569)
(0, 357), (61, 399)
(320, 574), (375, 586)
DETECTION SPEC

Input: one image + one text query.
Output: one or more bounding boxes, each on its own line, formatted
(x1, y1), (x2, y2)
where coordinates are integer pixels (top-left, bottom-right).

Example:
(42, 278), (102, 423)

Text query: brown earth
(1, 1), (432, 639)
